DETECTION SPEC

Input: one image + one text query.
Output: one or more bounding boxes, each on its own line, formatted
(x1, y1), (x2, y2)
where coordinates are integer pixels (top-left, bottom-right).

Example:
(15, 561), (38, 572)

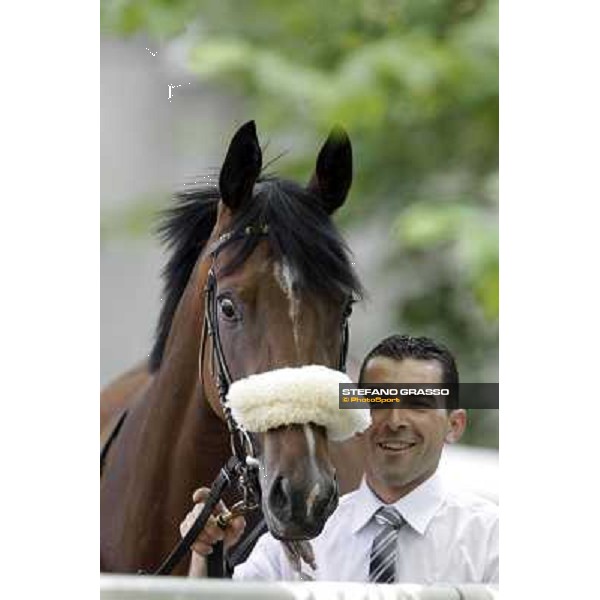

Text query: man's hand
(179, 487), (247, 557)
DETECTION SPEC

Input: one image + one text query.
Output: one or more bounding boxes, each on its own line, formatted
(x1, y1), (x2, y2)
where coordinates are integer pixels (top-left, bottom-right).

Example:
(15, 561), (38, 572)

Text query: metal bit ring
(216, 512), (232, 530)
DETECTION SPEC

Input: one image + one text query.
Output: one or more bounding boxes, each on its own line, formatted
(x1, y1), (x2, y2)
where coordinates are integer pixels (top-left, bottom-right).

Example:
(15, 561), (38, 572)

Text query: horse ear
(307, 125), (353, 214)
(219, 120), (262, 212)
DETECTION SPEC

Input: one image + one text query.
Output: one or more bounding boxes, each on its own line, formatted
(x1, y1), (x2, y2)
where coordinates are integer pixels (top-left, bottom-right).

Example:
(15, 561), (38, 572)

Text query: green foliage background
(102, 0), (498, 446)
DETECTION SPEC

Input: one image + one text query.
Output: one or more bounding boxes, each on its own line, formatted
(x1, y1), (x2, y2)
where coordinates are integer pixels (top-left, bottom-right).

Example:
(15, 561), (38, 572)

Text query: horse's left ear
(219, 120), (263, 212)
(307, 125), (353, 214)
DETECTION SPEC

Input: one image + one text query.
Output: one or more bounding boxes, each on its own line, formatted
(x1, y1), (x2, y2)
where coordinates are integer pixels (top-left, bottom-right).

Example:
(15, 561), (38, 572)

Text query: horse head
(199, 122), (362, 540)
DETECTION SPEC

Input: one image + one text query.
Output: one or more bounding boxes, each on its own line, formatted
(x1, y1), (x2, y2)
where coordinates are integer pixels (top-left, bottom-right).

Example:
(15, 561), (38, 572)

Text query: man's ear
(445, 409), (467, 443)
(307, 125), (353, 214)
(219, 120), (262, 212)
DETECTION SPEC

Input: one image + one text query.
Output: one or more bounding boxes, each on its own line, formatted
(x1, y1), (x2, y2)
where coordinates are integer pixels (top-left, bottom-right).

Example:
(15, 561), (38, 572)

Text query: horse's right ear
(307, 125), (353, 214)
(219, 120), (262, 212)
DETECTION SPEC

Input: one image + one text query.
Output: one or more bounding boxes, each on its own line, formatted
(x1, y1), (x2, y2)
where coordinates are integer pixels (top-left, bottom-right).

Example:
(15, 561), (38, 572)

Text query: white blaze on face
(273, 261), (301, 352)
(303, 423), (316, 463)
(303, 424), (321, 517)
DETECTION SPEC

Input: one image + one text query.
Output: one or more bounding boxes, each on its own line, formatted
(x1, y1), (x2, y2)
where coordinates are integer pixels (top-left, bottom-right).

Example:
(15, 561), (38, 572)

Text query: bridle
(202, 224), (352, 463)
(149, 222), (353, 576)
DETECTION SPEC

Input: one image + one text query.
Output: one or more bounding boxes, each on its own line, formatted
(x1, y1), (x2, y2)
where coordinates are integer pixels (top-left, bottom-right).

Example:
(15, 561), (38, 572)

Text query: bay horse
(100, 121), (365, 574)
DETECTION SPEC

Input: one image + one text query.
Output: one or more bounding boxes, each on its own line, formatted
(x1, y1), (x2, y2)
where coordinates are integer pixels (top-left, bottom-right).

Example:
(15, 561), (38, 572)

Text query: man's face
(360, 356), (465, 499)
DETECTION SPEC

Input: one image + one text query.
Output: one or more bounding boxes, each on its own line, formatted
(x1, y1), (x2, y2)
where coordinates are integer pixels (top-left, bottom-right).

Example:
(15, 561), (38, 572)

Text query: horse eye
(219, 297), (238, 320)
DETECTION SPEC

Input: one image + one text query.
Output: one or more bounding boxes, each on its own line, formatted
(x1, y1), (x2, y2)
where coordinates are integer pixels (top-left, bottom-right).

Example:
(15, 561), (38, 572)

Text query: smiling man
(181, 335), (499, 584)
(359, 336), (465, 504)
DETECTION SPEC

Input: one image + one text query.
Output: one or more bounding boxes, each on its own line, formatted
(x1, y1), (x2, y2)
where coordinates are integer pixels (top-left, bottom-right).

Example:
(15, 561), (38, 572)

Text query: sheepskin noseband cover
(226, 365), (371, 442)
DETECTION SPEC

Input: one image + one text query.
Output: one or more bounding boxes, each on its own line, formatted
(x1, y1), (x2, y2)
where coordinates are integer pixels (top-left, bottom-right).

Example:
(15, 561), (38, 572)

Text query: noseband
(151, 223), (353, 576)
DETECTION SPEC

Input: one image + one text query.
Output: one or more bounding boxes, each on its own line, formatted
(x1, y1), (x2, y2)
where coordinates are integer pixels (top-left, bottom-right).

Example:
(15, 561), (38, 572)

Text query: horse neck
(130, 258), (230, 490)
(148, 258), (225, 444)
(150, 209), (230, 429)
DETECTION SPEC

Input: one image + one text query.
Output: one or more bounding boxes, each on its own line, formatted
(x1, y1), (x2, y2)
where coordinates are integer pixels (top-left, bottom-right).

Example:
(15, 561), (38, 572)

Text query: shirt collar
(350, 470), (447, 536)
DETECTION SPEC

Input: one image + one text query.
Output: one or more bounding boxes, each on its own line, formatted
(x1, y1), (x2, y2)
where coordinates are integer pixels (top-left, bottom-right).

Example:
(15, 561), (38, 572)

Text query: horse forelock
(220, 178), (363, 298)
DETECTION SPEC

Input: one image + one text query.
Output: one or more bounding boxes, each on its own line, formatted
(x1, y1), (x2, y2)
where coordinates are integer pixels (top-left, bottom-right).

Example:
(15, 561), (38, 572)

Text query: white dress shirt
(233, 470), (499, 584)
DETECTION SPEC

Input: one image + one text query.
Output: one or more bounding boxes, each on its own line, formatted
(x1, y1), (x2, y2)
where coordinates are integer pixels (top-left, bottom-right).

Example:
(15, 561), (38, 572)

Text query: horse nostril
(328, 479), (340, 512)
(331, 472), (339, 498)
(269, 476), (292, 518)
(312, 479), (339, 521)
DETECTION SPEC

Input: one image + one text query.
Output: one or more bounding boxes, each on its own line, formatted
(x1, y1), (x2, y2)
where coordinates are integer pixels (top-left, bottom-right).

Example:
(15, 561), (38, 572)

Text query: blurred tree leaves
(102, 0), (498, 383)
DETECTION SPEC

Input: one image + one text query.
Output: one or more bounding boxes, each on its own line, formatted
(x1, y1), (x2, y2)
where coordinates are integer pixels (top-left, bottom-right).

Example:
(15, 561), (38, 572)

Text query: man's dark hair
(358, 334), (459, 409)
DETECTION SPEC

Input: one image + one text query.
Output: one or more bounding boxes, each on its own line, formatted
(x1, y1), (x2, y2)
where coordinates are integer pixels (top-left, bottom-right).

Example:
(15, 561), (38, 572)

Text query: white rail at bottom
(100, 575), (499, 600)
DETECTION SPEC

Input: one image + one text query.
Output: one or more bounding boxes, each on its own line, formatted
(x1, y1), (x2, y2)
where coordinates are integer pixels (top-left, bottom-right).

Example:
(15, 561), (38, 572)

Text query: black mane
(149, 175), (363, 372)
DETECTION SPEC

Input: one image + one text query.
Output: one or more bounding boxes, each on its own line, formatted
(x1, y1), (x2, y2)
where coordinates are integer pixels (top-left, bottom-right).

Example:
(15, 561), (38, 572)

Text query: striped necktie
(369, 506), (406, 583)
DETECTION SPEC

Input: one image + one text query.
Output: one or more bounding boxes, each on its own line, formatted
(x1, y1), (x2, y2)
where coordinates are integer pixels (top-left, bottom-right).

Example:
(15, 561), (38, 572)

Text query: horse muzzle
(264, 472), (339, 540)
